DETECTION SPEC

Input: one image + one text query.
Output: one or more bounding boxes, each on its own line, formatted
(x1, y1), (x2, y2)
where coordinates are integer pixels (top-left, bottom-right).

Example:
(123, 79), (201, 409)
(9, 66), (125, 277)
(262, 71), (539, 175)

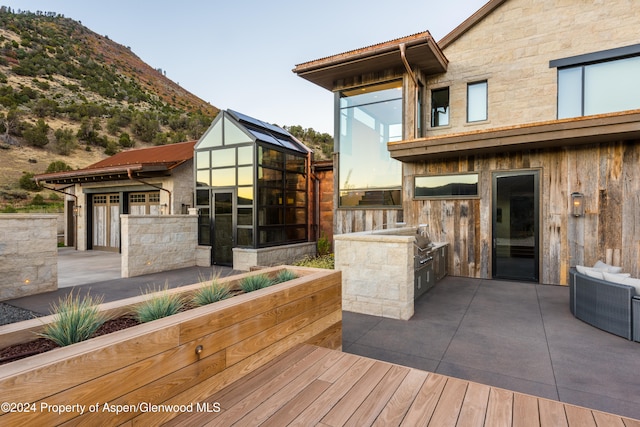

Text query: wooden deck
(166, 344), (640, 426)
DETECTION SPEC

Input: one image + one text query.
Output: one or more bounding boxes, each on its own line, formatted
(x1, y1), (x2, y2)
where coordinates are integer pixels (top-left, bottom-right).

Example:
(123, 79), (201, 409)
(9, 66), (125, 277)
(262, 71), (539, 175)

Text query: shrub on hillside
(18, 172), (41, 191)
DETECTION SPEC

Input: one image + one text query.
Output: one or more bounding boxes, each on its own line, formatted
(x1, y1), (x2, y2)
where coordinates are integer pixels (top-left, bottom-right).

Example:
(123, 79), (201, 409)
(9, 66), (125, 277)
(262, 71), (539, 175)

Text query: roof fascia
(438, 0), (508, 49)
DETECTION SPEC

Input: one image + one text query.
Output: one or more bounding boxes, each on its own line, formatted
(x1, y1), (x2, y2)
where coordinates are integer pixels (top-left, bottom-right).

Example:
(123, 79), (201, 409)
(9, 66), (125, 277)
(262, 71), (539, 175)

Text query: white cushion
(593, 260), (623, 274)
(583, 269), (604, 280)
(622, 277), (640, 294)
(602, 272), (631, 284)
(576, 265), (591, 275)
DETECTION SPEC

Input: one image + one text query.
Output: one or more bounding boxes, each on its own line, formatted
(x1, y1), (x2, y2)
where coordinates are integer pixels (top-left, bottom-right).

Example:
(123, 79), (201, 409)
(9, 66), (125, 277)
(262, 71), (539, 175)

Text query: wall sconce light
(73, 205), (81, 217)
(571, 192), (584, 217)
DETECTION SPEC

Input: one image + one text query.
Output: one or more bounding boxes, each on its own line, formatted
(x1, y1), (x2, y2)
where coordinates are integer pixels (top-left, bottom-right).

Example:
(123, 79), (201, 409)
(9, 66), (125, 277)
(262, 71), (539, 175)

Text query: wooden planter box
(0, 266), (341, 426)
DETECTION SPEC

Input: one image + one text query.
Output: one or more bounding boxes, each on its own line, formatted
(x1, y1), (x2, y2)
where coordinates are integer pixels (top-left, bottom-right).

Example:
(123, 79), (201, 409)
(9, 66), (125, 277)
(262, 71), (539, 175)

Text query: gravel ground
(0, 303), (44, 326)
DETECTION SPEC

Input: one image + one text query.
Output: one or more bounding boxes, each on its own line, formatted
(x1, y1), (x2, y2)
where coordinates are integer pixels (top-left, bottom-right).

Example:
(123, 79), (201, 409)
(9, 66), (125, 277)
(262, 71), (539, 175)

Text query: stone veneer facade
(0, 215), (57, 300)
(233, 242), (316, 272)
(120, 215), (198, 278)
(334, 229), (414, 320)
(426, 0), (640, 134)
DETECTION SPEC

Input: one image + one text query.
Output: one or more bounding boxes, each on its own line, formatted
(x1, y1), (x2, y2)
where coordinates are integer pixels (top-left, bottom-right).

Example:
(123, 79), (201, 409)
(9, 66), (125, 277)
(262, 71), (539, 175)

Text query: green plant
(317, 232), (331, 256)
(239, 274), (274, 293)
(134, 286), (185, 323)
(192, 276), (230, 306)
(274, 269), (298, 284)
(18, 172), (41, 191)
(38, 291), (107, 347)
(293, 254), (335, 269)
(30, 193), (45, 205)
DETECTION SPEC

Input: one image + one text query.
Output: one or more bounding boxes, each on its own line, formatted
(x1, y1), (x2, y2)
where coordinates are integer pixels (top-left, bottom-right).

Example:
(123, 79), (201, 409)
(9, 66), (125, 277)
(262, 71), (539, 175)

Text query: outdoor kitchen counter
(335, 228), (448, 320)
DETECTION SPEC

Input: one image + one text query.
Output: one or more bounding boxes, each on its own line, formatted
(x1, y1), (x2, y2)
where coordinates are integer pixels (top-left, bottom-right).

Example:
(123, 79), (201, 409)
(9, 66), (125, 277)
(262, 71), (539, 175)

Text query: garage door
(129, 192), (161, 215)
(92, 193), (120, 251)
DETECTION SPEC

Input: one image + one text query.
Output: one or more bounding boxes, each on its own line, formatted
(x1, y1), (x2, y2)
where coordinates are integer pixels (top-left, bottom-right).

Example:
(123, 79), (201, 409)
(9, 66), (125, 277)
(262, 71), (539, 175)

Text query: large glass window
(558, 56), (640, 119)
(338, 81), (402, 207)
(467, 81), (488, 122)
(414, 173), (479, 198)
(257, 146), (307, 246)
(431, 87), (450, 127)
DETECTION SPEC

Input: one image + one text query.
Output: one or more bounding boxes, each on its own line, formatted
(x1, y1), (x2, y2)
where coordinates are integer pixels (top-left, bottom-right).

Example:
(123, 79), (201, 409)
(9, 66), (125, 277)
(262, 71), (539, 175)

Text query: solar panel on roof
(247, 128), (282, 147)
(228, 109), (291, 139)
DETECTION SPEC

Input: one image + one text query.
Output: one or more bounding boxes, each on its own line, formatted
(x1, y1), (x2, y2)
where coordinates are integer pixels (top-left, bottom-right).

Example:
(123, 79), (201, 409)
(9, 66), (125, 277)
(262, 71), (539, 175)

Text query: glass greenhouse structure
(194, 110), (312, 265)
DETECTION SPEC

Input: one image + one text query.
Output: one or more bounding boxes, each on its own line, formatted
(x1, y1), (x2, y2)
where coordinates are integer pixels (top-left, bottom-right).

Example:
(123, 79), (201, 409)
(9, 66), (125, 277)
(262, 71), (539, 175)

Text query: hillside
(0, 7), (219, 206)
(0, 7), (332, 209)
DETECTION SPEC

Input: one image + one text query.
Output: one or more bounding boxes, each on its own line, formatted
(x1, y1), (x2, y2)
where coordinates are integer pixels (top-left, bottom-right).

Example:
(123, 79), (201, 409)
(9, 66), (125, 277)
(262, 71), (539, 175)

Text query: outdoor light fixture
(571, 192), (584, 217)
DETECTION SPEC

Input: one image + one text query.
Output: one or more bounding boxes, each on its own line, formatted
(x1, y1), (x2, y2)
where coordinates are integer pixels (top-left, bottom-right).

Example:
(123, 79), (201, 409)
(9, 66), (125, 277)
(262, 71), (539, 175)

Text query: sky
(2, 0), (489, 134)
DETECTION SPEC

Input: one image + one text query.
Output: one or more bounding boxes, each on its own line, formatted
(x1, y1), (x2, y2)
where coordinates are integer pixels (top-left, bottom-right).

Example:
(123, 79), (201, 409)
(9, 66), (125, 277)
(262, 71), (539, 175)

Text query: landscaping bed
(0, 265), (342, 426)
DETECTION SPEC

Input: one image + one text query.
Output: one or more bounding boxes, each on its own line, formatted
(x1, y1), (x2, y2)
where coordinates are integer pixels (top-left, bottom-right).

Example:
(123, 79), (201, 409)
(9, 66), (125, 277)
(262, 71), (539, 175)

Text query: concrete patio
(343, 276), (640, 420)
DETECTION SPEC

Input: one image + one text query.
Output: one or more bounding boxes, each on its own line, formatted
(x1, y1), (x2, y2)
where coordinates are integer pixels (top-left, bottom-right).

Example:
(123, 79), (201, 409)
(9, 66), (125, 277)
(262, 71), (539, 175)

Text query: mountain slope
(0, 7), (219, 201)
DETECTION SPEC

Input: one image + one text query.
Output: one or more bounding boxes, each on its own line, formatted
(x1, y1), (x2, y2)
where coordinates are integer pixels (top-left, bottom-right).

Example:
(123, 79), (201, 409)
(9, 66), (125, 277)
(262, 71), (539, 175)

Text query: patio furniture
(634, 297), (640, 342)
(569, 268), (635, 340)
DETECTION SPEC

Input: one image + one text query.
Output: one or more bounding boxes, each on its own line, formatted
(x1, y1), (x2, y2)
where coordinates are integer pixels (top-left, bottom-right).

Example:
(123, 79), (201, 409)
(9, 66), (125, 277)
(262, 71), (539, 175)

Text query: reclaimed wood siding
(335, 208), (403, 235)
(403, 141), (640, 284)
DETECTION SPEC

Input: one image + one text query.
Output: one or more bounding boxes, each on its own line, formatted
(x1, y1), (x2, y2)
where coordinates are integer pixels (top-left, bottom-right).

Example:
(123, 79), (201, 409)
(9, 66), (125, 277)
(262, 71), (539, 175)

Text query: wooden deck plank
(485, 387), (514, 427)
(318, 352), (361, 383)
(457, 381), (491, 427)
(538, 398), (568, 427)
(344, 364), (410, 427)
(400, 372), (448, 426)
(235, 348), (345, 426)
(592, 411), (626, 427)
(371, 369), (429, 427)
(159, 345), (640, 427)
(564, 404), (596, 427)
(260, 380), (332, 427)
(210, 347), (332, 425)
(621, 417), (640, 427)
(289, 357), (376, 426)
(428, 377), (469, 427)
(513, 393), (540, 427)
(321, 360), (393, 426)
(159, 344), (317, 427)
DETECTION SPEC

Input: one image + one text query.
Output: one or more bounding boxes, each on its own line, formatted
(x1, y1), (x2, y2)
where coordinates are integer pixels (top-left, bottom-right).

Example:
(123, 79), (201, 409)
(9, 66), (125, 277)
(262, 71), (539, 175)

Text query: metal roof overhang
(388, 110), (640, 162)
(293, 32), (448, 91)
(35, 163), (175, 185)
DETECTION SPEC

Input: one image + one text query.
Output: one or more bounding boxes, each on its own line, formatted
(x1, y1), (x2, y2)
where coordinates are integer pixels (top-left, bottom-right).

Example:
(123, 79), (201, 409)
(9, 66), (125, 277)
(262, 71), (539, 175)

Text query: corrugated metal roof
(35, 140), (196, 184)
(86, 140), (196, 169)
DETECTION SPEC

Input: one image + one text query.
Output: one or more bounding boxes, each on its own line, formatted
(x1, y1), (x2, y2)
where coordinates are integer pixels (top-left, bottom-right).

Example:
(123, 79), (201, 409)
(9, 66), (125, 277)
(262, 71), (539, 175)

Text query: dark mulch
(0, 316), (140, 365)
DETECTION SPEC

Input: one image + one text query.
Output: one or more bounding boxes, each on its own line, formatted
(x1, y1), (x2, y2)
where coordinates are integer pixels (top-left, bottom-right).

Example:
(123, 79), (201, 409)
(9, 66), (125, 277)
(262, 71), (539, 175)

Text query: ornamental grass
(239, 274), (274, 293)
(39, 291), (107, 347)
(134, 285), (185, 323)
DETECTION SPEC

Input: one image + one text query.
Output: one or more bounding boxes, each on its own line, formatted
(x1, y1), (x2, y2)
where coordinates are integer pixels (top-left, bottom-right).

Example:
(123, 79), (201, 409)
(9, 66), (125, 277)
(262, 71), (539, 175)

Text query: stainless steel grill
(414, 226), (435, 300)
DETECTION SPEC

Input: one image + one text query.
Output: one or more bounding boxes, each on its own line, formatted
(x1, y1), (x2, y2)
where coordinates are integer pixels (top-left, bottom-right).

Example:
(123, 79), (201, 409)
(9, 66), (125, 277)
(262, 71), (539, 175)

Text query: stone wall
(121, 215), (198, 278)
(0, 215), (57, 300)
(233, 242), (316, 271)
(335, 229), (414, 319)
(428, 0), (640, 135)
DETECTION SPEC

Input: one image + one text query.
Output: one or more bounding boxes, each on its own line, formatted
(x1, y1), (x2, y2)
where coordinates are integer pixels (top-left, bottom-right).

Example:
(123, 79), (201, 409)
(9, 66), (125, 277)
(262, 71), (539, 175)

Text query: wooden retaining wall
(0, 266), (341, 426)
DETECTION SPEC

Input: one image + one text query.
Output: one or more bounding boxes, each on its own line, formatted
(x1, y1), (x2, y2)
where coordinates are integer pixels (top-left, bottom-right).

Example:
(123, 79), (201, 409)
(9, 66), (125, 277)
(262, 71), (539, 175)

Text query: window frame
(430, 86), (450, 128)
(413, 172), (480, 200)
(467, 81), (488, 123)
(336, 80), (403, 208)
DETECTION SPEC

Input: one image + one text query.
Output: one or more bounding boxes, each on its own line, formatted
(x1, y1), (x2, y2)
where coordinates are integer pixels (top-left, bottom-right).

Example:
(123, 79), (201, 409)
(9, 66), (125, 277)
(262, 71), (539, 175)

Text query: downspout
(35, 181), (78, 250)
(399, 43), (421, 138)
(127, 169), (172, 214)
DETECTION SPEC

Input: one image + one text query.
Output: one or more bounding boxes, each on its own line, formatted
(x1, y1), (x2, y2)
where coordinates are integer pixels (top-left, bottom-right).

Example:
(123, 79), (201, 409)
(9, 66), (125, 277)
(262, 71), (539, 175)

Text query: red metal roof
(35, 141), (196, 184)
(86, 140), (196, 169)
